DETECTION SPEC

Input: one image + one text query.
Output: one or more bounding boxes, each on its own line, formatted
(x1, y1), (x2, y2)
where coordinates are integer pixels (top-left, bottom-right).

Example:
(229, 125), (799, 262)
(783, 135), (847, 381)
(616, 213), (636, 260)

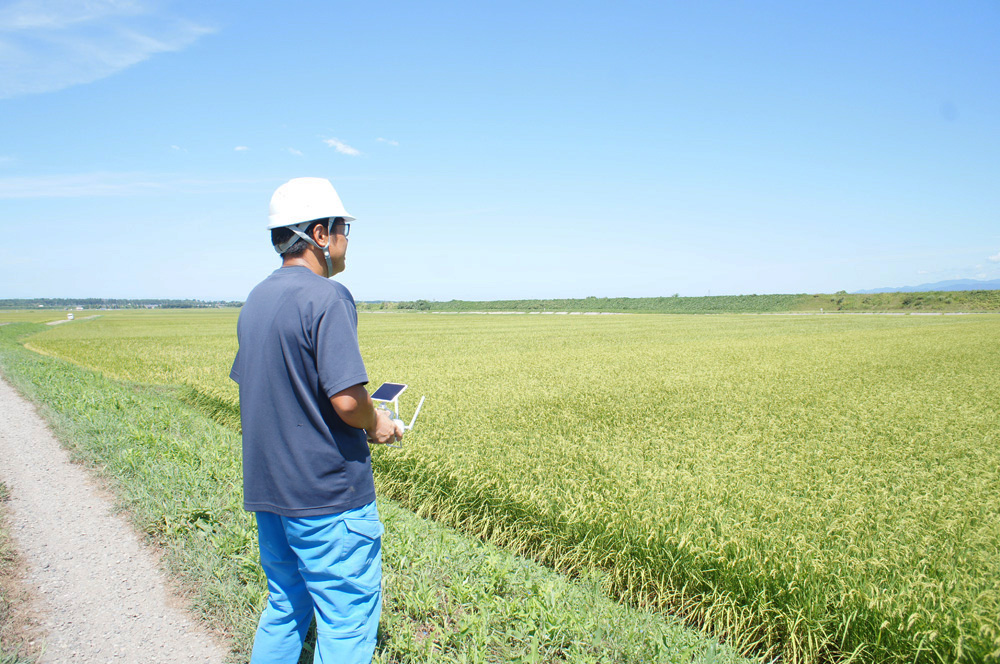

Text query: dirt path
(0, 375), (229, 663)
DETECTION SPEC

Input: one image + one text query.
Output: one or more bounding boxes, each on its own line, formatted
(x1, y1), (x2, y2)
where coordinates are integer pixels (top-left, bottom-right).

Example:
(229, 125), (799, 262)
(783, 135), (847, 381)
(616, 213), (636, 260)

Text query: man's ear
(312, 222), (329, 248)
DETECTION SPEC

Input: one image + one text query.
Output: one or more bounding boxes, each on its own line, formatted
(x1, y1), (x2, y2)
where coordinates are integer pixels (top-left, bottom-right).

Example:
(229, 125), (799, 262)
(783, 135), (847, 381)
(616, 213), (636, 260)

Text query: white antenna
(405, 396), (425, 430)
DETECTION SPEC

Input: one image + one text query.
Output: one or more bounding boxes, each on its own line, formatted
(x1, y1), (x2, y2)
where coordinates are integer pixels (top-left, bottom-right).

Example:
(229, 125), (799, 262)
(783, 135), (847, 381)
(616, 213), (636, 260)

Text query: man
(230, 177), (402, 663)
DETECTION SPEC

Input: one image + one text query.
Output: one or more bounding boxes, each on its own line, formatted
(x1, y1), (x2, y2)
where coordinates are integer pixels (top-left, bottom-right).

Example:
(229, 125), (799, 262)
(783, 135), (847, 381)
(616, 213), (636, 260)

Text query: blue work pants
(250, 501), (384, 664)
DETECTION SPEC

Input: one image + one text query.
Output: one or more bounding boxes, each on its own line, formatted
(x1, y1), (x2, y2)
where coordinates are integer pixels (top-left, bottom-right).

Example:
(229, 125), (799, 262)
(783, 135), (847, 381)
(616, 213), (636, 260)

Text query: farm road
(0, 375), (228, 663)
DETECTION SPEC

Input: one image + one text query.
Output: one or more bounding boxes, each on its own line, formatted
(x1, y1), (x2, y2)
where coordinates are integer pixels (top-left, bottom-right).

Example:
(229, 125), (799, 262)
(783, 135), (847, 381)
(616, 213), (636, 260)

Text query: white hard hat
(267, 177), (355, 230)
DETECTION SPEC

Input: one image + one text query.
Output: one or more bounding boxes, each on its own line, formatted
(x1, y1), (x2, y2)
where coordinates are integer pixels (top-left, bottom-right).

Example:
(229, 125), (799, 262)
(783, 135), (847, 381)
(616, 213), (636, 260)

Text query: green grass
(0, 651), (33, 664)
(19, 309), (1000, 663)
(0, 322), (743, 664)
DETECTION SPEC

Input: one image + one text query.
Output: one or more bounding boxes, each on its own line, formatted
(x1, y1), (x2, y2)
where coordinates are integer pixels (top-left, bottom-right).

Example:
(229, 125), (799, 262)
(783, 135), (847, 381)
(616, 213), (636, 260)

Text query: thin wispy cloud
(0, 0), (214, 99)
(0, 172), (269, 199)
(323, 138), (361, 156)
(287, 147), (304, 157)
(989, 251), (1000, 263)
(234, 146), (249, 152)
(0, 1), (144, 30)
(376, 137), (399, 147)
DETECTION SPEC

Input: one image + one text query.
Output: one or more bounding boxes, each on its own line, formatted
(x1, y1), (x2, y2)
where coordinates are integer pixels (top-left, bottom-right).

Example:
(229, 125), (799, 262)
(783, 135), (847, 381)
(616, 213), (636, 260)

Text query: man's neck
(282, 251), (327, 278)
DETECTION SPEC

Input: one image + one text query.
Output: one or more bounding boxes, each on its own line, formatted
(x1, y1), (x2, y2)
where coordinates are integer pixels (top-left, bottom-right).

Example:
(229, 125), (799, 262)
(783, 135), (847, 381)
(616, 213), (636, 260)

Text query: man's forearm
(330, 384), (378, 431)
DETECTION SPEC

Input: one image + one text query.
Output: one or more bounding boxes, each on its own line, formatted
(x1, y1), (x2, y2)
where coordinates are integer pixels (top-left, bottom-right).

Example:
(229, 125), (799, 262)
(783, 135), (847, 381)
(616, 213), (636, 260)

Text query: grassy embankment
(0, 321), (743, 664)
(360, 290), (1000, 313)
(19, 310), (1000, 664)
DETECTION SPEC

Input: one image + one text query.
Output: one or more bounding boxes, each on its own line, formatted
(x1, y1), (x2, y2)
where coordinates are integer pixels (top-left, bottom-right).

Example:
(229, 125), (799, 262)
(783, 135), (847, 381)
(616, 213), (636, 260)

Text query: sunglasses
(330, 219), (350, 237)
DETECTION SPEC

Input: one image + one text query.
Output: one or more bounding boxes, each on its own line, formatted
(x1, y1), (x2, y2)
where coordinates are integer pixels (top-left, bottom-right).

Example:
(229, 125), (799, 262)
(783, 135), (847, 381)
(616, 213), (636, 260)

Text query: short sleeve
(229, 350), (241, 384)
(230, 310), (242, 384)
(315, 296), (369, 398)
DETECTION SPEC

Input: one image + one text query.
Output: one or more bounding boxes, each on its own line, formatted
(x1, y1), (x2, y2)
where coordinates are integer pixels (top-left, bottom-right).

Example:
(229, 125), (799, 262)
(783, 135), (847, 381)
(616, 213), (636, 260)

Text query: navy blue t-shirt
(230, 266), (374, 516)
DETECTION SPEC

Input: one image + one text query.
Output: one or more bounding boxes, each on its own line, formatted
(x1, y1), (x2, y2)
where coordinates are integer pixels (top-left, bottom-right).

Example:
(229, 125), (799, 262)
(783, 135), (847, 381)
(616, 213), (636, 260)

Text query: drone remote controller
(371, 383), (425, 448)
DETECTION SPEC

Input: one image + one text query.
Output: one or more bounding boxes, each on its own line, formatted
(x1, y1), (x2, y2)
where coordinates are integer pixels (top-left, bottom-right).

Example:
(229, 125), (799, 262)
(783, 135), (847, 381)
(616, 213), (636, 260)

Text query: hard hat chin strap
(276, 219), (335, 277)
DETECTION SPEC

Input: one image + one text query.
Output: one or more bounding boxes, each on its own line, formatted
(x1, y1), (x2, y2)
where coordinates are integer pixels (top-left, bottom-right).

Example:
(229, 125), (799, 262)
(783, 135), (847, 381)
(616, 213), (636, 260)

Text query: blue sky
(1, 0), (998, 301)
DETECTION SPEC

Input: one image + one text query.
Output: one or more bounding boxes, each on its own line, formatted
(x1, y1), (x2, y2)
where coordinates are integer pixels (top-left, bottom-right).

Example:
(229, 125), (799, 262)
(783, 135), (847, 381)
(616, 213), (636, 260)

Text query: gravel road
(0, 375), (229, 663)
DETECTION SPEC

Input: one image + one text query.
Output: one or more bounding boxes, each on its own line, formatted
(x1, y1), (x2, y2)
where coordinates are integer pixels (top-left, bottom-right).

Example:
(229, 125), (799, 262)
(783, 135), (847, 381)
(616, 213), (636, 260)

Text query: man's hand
(367, 409), (404, 446)
(330, 384), (404, 445)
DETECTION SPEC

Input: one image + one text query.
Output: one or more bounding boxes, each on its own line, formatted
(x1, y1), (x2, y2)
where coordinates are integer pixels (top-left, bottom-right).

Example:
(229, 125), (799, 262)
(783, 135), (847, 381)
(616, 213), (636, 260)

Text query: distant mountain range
(855, 279), (1000, 294)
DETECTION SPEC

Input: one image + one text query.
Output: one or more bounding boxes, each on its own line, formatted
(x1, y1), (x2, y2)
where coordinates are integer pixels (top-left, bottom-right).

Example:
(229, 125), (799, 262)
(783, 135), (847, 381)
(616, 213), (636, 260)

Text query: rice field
(18, 309), (1000, 663)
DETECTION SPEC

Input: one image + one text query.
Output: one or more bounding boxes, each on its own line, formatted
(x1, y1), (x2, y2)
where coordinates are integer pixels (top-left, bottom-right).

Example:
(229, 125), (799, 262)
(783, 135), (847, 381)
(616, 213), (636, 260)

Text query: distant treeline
(358, 290), (1000, 314)
(0, 298), (242, 310)
(6, 291), (999, 314)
